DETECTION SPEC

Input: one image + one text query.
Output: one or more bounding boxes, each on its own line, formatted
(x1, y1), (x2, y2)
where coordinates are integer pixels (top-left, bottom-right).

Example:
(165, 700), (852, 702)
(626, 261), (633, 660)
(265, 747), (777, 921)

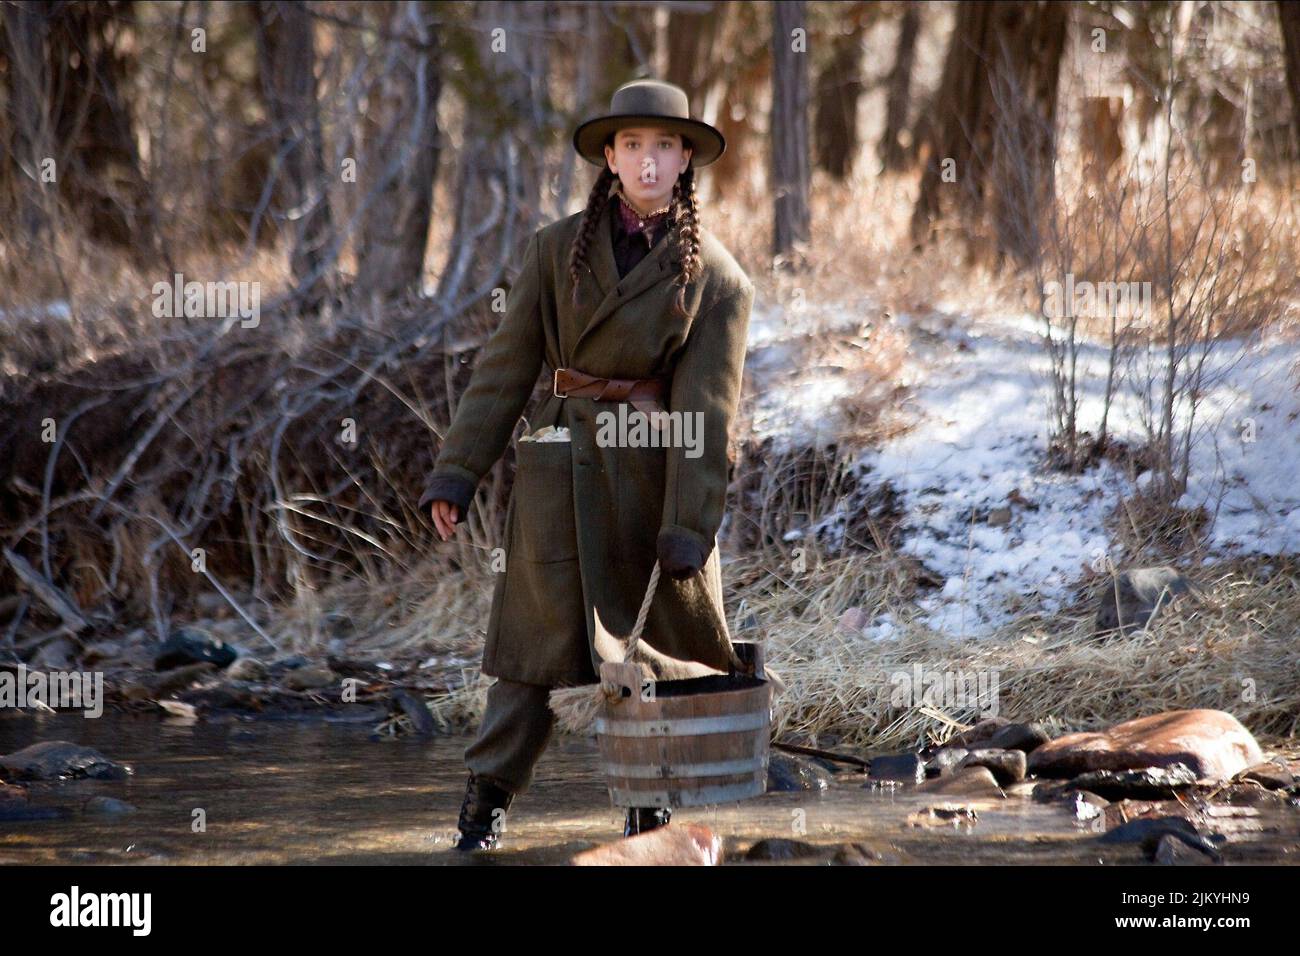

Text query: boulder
(82, 796), (137, 815)
(907, 805), (979, 827)
(924, 747), (969, 778)
(868, 753), (925, 784)
(1064, 764), (1199, 801)
(1026, 709), (1262, 781)
(1159, 837), (1216, 868)
(831, 842), (883, 865)
(1234, 762), (1295, 791)
(0, 741), (131, 781)
(767, 753), (833, 792)
(986, 722), (1050, 753)
(960, 748), (1026, 785)
(572, 824), (721, 866)
(1094, 566), (1193, 636)
(945, 717), (1011, 749)
(225, 657), (269, 682)
(744, 838), (824, 861)
(917, 766), (1004, 797)
(154, 628), (238, 671)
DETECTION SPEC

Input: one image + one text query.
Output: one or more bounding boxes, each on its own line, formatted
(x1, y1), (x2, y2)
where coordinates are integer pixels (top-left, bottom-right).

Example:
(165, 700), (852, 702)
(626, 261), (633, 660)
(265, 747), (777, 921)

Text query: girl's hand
(431, 500), (461, 541)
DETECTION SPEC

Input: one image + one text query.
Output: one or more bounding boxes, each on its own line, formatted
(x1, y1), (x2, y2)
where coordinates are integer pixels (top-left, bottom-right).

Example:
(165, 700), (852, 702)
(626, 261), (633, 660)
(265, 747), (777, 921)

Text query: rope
(625, 559), (661, 659)
(621, 557), (749, 676)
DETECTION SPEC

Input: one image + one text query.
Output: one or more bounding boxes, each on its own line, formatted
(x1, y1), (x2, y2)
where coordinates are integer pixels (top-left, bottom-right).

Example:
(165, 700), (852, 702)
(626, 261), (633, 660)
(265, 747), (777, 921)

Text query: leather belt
(552, 367), (666, 419)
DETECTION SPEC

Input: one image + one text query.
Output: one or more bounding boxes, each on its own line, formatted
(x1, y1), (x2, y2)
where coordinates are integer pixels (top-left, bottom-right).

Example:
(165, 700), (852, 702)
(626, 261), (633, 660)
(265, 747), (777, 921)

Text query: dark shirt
(610, 190), (673, 279)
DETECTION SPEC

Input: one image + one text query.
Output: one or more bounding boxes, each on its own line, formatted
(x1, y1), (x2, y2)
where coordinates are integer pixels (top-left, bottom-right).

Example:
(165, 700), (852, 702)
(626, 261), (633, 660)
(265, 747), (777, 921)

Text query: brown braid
(568, 166), (617, 309)
(568, 139), (704, 317)
(667, 162), (702, 319)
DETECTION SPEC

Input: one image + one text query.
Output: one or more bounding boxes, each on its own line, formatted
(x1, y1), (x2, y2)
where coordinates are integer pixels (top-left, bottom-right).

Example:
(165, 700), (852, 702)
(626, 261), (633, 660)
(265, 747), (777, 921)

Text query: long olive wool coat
(419, 196), (755, 687)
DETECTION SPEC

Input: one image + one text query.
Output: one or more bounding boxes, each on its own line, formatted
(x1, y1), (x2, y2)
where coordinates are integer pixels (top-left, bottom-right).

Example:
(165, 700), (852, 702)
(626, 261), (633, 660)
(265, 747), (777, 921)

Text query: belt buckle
(553, 367), (566, 399)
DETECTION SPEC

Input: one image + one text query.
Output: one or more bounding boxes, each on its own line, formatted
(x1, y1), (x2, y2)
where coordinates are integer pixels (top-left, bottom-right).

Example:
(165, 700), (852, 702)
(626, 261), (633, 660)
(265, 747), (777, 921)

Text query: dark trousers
(464, 678), (557, 794)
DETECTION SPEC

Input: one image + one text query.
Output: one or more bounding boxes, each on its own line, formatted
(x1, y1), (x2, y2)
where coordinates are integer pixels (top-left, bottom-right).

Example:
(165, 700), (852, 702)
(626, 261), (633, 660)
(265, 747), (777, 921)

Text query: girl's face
(604, 126), (692, 213)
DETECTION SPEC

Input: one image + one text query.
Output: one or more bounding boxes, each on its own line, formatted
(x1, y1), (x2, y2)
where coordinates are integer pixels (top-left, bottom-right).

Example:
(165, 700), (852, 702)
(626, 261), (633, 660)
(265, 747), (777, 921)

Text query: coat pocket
(512, 439), (579, 563)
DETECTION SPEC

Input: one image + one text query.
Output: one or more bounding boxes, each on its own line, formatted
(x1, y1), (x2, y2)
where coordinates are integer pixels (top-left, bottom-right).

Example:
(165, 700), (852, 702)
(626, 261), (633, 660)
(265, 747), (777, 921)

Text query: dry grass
(746, 539), (1300, 753)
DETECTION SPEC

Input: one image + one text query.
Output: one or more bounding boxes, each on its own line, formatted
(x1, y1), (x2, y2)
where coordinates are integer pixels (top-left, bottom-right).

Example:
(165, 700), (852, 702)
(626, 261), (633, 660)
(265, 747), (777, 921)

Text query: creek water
(2, 713), (1297, 865)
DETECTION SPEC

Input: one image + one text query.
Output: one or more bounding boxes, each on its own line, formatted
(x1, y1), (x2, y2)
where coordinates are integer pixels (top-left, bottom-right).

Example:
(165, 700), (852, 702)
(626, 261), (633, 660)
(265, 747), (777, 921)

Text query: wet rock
(1153, 833), (1218, 865)
(283, 666), (337, 692)
(744, 838), (824, 861)
(987, 722), (1050, 753)
(391, 689), (436, 737)
(1234, 762), (1295, 791)
(1069, 790), (1108, 822)
(1063, 764), (1199, 801)
(572, 824), (721, 866)
(225, 657), (269, 682)
(1099, 818), (1223, 864)
(946, 717), (1011, 749)
(82, 796), (137, 815)
(767, 753), (833, 792)
(0, 741), (131, 781)
(155, 628), (238, 671)
(960, 748), (1026, 784)
(831, 842), (882, 865)
(868, 753), (925, 784)
(1211, 783), (1290, 809)
(924, 747), (969, 778)
(918, 766), (1003, 797)
(1094, 566), (1193, 636)
(1027, 710), (1263, 781)
(907, 804), (978, 827)
(1098, 814), (1200, 845)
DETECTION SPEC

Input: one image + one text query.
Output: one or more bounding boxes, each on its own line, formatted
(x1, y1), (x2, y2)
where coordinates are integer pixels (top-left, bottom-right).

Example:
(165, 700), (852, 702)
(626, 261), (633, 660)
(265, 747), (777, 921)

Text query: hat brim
(573, 115), (726, 168)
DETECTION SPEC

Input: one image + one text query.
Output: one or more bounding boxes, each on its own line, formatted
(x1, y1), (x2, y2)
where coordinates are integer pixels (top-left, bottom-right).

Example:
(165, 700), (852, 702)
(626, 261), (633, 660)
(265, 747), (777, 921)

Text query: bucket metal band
(594, 712), (769, 737)
(607, 778), (766, 808)
(602, 756), (768, 779)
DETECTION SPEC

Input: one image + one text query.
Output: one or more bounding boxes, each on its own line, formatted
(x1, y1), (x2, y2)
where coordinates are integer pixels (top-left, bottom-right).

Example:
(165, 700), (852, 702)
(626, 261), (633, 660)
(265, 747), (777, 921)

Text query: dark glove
(656, 527), (710, 580)
(418, 474), (476, 516)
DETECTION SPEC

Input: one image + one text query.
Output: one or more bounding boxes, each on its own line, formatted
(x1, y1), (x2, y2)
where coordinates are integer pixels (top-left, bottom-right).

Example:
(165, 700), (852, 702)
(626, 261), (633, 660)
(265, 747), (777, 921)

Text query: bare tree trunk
(910, 0), (995, 247)
(772, 0), (811, 267)
(989, 0), (1068, 268)
(1279, 0), (1300, 146)
(434, 0), (543, 313)
(355, 1), (443, 301)
(880, 0), (922, 172)
(910, 0), (1066, 266)
(254, 0), (333, 300)
(813, 7), (866, 179)
(37, 1), (151, 248)
(1, 0), (54, 242)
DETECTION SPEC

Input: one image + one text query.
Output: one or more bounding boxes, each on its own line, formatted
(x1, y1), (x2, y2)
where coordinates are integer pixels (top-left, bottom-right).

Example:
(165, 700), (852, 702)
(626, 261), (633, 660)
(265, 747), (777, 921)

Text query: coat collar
(576, 196), (679, 351)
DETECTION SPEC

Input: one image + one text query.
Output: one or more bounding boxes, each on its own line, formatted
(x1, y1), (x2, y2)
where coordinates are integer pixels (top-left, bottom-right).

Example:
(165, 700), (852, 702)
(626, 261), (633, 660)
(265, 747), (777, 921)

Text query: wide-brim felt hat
(573, 79), (726, 168)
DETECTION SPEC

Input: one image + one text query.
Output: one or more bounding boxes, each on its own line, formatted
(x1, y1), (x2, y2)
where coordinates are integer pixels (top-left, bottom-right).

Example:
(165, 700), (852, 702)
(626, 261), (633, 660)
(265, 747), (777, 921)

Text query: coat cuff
(656, 525), (713, 579)
(418, 472), (477, 514)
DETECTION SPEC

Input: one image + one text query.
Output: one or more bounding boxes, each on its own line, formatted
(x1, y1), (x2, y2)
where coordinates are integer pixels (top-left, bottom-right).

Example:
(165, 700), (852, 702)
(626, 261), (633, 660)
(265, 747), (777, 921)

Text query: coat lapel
(575, 199), (677, 352)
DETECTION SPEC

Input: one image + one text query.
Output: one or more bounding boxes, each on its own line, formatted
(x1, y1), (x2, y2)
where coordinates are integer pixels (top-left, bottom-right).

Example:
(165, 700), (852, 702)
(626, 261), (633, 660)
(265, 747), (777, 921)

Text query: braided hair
(568, 137), (703, 320)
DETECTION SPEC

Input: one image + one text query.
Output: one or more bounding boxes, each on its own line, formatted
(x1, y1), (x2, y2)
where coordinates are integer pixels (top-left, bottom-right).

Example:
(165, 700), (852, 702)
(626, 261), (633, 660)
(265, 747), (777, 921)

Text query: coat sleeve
(657, 277), (755, 573)
(418, 231), (546, 514)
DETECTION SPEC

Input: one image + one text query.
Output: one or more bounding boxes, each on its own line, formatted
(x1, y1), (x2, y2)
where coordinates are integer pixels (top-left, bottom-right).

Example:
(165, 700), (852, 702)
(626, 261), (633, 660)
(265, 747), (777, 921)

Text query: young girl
(418, 79), (755, 851)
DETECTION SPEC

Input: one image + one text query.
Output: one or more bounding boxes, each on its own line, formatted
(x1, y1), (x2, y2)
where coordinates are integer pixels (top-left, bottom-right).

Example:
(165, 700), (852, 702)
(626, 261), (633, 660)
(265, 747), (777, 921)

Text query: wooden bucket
(595, 561), (772, 809)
